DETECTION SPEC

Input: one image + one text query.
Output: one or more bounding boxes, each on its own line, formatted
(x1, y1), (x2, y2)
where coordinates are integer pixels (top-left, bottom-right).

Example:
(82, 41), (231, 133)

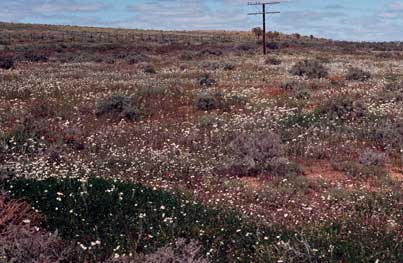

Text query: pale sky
(1, 0), (403, 41)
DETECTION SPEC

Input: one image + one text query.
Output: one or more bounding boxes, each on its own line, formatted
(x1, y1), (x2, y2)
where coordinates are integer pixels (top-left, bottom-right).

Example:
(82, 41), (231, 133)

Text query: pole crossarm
(248, 2), (281, 5)
(248, 12), (280, 15)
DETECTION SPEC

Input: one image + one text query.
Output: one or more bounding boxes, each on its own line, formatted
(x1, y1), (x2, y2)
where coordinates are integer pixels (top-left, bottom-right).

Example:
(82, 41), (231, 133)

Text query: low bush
(236, 43), (257, 52)
(359, 149), (386, 166)
(0, 115), (49, 153)
(0, 194), (69, 263)
(318, 96), (366, 120)
(0, 165), (15, 182)
(195, 93), (220, 111)
(23, 51), (49, 63)
(373, 119), (403, 149)
(143, 64), (156, 74)
(269, 157), (304, 177)
(126, 54), (149, 65)
(381, 81), (403, 102)
(105, 57), (116, 64)
(112, 52), (127, 60)
(333, 160), (387, 178)
(136, 86), (167, 98)
(315, 55), (331, 64)
(197, 73), (216, 87)
(294, 89), (310, 99)
(179, 52), (193, 61)
(280, 81), (308, 91)
(95, 94), (140, 121)
(198, 115), (223, 128)
(385, 81), (403, 92)
(280, 41), (291, 48)
(199, 61), (220, 71)
(195, 93), (245, 112)
(228, 130), (302, 177)
(280, 81), (297, 91)
(265, 56), (282, 65)
(223, 62), (236, 71)
(266, 42), (279, 50)
(199, 49), (223, 56)
(346, 67), (371, 81)
(331, 149), (387, 179)
(289, 59), (328, 79)
(0, 56), (15, 70)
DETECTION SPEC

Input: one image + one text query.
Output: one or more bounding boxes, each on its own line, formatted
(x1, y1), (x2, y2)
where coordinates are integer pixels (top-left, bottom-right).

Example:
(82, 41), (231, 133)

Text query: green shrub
(315, 55), (331, 64)
(295, 89), (310, 99)
(381, 81), (403, 102)
(333, 160), (387, 178)
(0, 56), (15, 70)
(227, 130), (301, 176)
(318, 96), (366, 120)
(373, 119), (403, 149)
(197, 73), (216, 87)
(198, 49), (223, 57)
(23, 51), (48, 63)
(346, 67), (371, 81)
(223, 62), (236, 71)
(95, 94), (140, 121)
(198, 115), (222, 128)
(269, 157), (304, 177)
(289, 59), (328, 79)
(179, 52), (193, 61)
(0, 115), (48, 153)
(252, 27), (263, 39)
(385, 81), (403, 92)
(105, 57), (116, 64)
(280, 81), (299, 91)
(136, 86), (167, 98)
(126, 54), (149, 65)
(143, 64), (156, 74)
(279, 81), (312, 95)
(265, 56), (282, 65)
(332, 150), (387, 179)
(359, 150), (386, 166)
(236, 43), (257, 52)
(0, 165), (15, 182)
(199, 61), (220, 71)
(266, 42), (279, 50)
(195, 93), (219, 111)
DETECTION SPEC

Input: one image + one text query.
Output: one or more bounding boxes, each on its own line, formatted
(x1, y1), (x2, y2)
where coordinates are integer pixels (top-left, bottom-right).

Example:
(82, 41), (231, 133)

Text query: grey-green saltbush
(95, 94), (140, 121)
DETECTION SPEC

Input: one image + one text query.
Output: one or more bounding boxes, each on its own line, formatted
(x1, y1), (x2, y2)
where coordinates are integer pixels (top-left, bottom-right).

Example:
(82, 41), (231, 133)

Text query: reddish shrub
(0, 194), (70, 263)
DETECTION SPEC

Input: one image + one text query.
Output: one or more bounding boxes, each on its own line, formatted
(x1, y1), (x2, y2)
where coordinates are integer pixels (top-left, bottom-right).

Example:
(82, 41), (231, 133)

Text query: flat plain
(1, 23), (403, 262)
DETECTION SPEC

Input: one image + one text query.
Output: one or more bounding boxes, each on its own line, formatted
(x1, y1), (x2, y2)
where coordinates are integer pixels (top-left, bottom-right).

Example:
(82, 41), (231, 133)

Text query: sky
(0, 0), (402, 42)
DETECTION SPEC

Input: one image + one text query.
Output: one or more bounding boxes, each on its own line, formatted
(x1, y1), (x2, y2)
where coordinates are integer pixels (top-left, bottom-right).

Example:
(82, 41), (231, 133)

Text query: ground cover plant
(3, 177), (403, 262)
(1, 23), (403, 262)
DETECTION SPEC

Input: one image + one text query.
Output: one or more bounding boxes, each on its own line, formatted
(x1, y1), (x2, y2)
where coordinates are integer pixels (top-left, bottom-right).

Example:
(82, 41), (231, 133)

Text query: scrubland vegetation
(1, 23), (403, 262)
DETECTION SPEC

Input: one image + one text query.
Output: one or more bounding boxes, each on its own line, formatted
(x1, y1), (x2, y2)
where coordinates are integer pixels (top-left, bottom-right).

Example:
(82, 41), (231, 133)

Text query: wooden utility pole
(248, 2), (280, 55)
